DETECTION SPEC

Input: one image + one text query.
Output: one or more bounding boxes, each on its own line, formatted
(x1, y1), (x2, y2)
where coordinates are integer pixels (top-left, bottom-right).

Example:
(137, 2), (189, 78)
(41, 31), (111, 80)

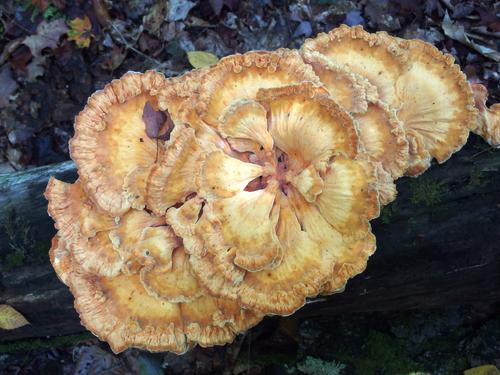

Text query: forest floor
(0, 0), (499, 374)
(0, 0), (498, 172)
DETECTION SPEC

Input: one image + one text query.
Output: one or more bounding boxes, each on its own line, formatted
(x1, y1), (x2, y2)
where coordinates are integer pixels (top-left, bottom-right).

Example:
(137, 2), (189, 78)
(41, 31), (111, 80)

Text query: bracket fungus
(45, 25), (498, 353)
(471, 83), (500, 147)
(301, 25), (477, 177)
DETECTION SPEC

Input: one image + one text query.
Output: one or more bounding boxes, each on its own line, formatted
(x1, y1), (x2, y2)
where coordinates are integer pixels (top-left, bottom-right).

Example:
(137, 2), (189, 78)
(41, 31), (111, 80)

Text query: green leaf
(0, 305), (29, 330)
(187, 51), (219, 69)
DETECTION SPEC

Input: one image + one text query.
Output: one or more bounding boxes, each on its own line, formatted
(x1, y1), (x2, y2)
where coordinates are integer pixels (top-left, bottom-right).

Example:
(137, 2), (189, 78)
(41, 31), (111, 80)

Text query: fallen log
(1, 137), (499, 341)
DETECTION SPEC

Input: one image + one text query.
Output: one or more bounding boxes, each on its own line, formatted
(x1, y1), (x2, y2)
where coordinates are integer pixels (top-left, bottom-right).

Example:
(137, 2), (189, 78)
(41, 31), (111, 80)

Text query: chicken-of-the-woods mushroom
(471, 83), (500, 147)
(45, 25), (498, 353)
(301, 25), (477, 176)
(46, 178), (262, 353)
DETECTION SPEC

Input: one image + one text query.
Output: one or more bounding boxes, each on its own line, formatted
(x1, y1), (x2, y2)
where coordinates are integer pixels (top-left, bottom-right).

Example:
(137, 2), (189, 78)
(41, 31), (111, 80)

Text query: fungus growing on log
(45, 25), (498, 353)
(159, 74), (380, 315)
(45, 178), (262, 353)
(471, 83), (500, 147)
(301, 25), (477, 176)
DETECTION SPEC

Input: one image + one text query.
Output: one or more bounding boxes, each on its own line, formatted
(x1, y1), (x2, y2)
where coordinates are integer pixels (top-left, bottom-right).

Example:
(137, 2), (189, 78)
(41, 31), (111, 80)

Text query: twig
(109, 23), (175, 73)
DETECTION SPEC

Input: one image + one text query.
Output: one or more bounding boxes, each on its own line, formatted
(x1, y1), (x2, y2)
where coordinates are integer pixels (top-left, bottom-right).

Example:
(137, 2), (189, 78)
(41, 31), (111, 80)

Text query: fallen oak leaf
(143, 102), (173, 141)
(0, 304), (30, 330)
(187, 50), (219, 68)
(22, 19), (68, 58)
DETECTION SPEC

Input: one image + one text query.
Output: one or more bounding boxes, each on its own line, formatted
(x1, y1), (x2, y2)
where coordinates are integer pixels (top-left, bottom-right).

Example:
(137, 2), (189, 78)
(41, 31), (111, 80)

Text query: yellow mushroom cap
(177, 82), (380, 315)
(217, 100), (274, 152)
(69, 259), (261, 353)
(315, 155), (380, 241)
(46, 182), (263, 353)
(301, 26), (477, 177)
(471, 83), (500, 147)
(321, 232), (377, 295)
(301, 25), (410, 108)
(45, 178), (122, 277)
(354, 100), (409, 180)
(71, 271), (187, 354)
(146, 124), (219, 215)
(396, 39), (477, 174)
(289, 191), (377, 295)
(49, 236), (73, 286)
(140, 246), (203, 303)
(300, 48), (408, 203)
(46, 24), (490, 349)
(69, 71), (169, 216)
(301, 49), (379, 114)
(196, 49), (321, 126)
(156, 68), (205, 125)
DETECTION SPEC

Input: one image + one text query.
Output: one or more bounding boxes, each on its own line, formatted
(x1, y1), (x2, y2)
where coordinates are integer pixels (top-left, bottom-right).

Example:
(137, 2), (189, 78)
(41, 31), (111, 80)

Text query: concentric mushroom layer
(47, 71), (262, 353)
(301, 25), (478, 176)
(45, 27), (498, 354)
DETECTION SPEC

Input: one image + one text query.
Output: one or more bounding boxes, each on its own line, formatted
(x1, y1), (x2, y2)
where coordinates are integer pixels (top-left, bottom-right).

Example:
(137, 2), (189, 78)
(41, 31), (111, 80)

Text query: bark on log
(1, 138), (500, 341)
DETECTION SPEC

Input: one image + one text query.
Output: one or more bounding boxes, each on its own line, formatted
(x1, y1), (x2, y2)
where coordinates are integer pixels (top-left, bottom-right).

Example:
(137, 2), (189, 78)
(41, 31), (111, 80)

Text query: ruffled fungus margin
(45, 25), (498, 354)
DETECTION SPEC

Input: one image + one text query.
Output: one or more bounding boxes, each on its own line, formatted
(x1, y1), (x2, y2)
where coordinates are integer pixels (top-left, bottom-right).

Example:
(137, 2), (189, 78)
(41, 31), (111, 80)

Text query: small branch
(109, 23), (176, 75)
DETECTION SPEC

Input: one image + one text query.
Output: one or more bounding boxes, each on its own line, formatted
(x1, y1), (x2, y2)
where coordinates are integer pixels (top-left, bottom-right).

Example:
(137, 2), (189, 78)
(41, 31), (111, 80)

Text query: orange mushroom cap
(46, 24), (494, 351)
(68, 255), (262, 353)
(49, 236), (73, 286)
(300, 48), (408, 205)
(301, 25), (410, 108)
(301, 25), (477, 177)
(196, 49), (321, 127)
(471, 83), (500, 147)
(45, 178), (122, 277)
(167, 82), (380, 315)
(46, 177), (262, 352)
(69, 71), (169, 216)
(395, 39), (477, 175)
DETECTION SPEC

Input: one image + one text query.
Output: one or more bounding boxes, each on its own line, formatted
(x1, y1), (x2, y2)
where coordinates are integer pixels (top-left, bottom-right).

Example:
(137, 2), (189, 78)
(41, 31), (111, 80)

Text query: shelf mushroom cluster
(45, 25), (499, 353)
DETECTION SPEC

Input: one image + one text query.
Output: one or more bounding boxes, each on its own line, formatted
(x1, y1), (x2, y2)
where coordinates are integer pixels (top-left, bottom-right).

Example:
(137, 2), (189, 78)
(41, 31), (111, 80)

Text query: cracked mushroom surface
(301, 25), (477, 177)
(160, 64), (380, 315)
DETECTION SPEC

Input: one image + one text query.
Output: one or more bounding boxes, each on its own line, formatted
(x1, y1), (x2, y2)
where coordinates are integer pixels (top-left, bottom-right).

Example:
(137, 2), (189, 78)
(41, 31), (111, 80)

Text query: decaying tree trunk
(1, 137), (499, 342)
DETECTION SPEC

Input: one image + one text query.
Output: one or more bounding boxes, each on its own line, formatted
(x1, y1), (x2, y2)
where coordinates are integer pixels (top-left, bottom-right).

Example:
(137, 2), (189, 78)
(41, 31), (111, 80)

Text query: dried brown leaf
(22, 19), (68, 58)
(142, 102), (173, 141)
